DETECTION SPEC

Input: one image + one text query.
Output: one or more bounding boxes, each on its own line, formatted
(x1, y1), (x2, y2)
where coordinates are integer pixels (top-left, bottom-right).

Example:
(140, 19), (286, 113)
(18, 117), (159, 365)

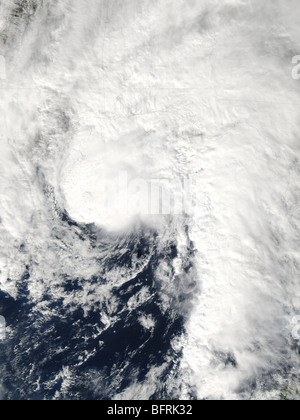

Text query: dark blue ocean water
(0, 212), (194, 400)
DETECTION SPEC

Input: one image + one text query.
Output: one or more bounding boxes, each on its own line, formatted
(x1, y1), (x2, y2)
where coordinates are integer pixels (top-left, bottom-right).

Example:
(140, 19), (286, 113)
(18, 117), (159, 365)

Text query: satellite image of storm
(0, 0), (299, 402)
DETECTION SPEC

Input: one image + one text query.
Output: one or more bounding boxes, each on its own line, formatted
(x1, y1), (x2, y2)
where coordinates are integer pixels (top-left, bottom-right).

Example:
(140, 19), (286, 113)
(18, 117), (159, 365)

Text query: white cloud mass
(0, 0), (299, 400)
